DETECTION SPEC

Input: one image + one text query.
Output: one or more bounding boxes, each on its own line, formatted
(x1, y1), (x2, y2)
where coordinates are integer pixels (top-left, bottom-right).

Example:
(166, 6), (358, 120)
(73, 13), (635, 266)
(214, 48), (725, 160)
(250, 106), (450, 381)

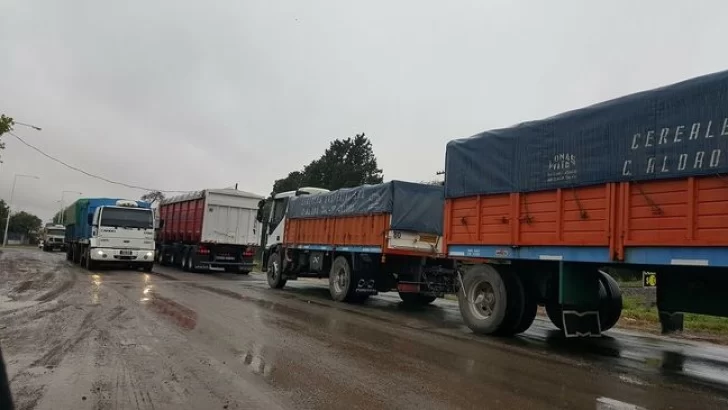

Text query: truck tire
(181, 250), (190, 272)
(545, 271), (623, 332)
(73, 245), (81, 264)
(84, 250), (96, 271)
(66, 247), (72, 261)
(399, 292), (437, 306)
(329, 256), (359, 303)
(143, 263), (153, 273)
(266, 252), (286, 289)
(512, 284), (538, 334)
(457, 264), (525, 335)
(598, 271), (623, 332)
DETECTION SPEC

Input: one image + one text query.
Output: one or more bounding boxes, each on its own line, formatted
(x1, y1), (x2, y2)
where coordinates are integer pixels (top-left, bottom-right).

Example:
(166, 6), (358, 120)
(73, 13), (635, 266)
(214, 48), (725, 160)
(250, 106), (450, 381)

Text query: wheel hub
(269, 261), (279, 280)
(469, 281), (496, 320)
(333, 267), (348, 294)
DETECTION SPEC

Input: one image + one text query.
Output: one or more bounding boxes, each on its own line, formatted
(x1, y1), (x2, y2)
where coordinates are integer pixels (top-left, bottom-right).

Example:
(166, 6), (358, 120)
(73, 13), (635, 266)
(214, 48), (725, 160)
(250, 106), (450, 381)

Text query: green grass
(617, 280), (643, 289)
(621, 295), (728, 334)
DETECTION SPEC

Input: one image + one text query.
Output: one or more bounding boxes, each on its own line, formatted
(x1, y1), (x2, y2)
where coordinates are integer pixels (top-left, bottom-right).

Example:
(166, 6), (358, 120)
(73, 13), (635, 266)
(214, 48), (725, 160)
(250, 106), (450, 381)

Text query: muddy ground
(2, 248), (728, 409)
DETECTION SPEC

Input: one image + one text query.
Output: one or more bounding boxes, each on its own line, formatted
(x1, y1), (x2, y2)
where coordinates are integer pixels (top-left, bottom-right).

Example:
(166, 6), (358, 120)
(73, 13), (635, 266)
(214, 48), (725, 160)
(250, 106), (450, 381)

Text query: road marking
(596, 397), (645, 410)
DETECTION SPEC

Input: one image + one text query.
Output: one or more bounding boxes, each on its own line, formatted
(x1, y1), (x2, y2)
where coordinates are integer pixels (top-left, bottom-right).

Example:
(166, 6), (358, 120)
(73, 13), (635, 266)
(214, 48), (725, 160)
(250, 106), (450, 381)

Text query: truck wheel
(181, 251), (190, 272)
(458, 264), (525, 335)
(329, 256), (358, 302)
(512, 285), (538, 334)
(598, 271), (623, 332)
(143, 263), (153, 273)
(266, 252), (286, 289)
(399, 292), (437, 306)
(66, 248), (72, 261)
(84, 250), (96, 271)
(73, 245), (81, 264)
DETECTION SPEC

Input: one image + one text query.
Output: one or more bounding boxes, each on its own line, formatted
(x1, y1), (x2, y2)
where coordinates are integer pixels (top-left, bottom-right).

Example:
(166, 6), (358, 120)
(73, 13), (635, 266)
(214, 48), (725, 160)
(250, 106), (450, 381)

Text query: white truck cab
(88, 200), (155, 269)
(258, 187), (329, 269)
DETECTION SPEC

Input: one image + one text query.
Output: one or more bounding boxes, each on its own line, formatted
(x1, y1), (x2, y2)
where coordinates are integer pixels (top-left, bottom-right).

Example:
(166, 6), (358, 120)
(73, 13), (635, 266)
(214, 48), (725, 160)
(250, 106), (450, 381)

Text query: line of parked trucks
(59, 69), (728, 338)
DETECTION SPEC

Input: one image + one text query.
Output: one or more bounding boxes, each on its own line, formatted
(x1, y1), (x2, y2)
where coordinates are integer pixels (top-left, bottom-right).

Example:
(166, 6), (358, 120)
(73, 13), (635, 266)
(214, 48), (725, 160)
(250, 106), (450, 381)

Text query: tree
(141, 191), (166, 204)
(0, 200), (8, 229)
(8, 211), (42, 235)
(0, 115), (12, 162)
(271, 133), (383, 194)
(272, 171), (305, 194)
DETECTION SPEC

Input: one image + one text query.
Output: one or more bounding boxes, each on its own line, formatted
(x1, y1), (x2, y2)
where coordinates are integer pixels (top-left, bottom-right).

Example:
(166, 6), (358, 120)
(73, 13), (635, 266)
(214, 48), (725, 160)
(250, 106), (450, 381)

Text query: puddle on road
(90, 274), (101, 305)
(142, 290), (198, 330)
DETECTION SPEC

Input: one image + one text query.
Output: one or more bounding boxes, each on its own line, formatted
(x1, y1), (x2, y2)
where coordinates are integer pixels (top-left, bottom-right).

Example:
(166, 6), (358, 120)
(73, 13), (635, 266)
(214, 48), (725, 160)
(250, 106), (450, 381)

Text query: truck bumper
(90, 247), (155, 262)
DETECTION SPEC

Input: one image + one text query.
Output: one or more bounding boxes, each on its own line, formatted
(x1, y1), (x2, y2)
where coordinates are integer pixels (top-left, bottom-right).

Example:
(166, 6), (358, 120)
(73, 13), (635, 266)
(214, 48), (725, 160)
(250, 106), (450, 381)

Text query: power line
(7, 131), (192, 193)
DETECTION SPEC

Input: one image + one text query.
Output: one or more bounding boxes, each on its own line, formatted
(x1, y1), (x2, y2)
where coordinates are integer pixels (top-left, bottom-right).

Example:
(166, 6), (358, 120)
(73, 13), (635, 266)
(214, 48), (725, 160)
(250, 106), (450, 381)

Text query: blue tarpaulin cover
(445, 70), (728, 198)
(288, 181), (445, 235)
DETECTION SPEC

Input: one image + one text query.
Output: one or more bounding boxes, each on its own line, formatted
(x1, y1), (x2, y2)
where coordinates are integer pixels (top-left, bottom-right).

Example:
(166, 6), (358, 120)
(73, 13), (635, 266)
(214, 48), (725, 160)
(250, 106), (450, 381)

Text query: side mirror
(87, 214), (93, 225)
(256, 199), (266, 223)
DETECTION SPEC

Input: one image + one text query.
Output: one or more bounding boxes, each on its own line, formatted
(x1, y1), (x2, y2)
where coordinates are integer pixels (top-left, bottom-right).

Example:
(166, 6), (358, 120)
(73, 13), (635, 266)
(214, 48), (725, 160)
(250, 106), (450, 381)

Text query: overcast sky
(2, 0), (728, 221)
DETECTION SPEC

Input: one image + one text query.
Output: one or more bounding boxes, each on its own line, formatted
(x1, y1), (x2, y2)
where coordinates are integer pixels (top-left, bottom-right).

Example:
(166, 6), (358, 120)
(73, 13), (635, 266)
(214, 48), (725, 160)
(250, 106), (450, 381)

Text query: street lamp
(58, 190), (82, 225)
(3, 174), (40, 247)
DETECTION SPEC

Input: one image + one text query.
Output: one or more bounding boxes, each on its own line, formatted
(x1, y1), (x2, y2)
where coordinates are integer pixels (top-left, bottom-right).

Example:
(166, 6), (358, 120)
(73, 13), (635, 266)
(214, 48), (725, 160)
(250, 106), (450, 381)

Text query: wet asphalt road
(2, 248), (728, 409)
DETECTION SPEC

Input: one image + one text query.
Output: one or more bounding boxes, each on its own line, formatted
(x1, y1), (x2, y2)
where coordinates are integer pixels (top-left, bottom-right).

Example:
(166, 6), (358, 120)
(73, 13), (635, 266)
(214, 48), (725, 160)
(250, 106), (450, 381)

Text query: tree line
(0, 199), (43, 242)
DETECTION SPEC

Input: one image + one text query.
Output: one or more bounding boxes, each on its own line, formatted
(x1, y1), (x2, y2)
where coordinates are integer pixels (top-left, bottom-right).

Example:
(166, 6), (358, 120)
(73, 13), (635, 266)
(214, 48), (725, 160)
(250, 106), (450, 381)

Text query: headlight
(97, 250), (105, 256)
(145, 252), (153, 258)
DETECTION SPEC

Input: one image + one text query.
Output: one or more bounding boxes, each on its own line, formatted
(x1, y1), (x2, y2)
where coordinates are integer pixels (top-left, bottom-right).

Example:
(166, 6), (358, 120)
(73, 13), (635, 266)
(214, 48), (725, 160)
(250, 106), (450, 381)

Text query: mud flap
(562, 310), (601, 338)
(559, 262), (602, 337)
(355, 278), (378, 295)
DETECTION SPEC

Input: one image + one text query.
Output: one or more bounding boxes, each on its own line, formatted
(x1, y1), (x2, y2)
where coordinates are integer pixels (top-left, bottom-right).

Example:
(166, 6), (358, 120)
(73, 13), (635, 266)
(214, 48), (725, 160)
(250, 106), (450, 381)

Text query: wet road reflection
(75, 265), (728, 409)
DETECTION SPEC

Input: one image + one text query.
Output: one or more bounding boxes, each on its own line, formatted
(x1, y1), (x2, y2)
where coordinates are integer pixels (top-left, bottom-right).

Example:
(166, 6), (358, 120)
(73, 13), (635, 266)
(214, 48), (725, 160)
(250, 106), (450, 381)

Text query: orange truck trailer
(259, 181), (455, 304)
(262, 69), (728, 338)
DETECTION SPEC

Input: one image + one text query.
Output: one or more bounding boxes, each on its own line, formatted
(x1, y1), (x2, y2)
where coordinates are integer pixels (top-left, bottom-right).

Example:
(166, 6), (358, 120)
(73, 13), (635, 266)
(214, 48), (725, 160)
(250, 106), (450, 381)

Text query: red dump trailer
(156, 189), (264, 273)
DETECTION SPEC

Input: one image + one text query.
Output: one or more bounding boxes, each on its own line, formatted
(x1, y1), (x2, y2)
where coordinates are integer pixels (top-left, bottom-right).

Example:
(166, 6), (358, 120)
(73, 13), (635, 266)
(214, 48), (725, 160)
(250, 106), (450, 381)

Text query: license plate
(120, 250), (133, 256)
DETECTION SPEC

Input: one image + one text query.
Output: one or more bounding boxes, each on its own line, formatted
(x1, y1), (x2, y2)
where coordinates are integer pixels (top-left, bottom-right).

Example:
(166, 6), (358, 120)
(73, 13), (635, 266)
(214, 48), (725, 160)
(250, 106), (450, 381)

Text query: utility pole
(3, 174), (40, 247)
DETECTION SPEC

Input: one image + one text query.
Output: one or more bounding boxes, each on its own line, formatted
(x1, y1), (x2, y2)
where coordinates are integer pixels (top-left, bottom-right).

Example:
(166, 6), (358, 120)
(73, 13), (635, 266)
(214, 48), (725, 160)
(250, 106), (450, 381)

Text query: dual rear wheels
(458, 265), (537, 336)
(458, 265), (623, 336)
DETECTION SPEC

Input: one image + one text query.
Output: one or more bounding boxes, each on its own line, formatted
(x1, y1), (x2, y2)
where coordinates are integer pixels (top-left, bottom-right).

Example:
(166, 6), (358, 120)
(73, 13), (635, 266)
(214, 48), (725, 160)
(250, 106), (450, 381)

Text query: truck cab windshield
(100, 208), (153, 229)
(47, 229), (64, 236)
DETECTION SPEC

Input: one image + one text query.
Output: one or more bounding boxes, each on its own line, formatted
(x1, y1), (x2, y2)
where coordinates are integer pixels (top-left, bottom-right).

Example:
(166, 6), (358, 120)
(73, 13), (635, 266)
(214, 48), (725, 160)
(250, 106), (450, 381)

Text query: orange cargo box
(444, 175), (728, 261)
(284, 214), (444, 256)
(285, 214), (388, 248)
